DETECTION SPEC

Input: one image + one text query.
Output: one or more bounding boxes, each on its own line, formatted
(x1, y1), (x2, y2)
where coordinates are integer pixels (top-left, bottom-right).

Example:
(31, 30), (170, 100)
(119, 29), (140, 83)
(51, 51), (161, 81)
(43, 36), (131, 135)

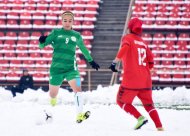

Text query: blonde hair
(61, 11), (74, 20)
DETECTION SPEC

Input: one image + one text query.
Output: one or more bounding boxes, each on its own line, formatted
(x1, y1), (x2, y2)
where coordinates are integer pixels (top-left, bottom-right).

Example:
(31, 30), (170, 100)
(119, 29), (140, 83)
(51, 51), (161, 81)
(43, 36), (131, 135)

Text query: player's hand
(89, 60), (100, 71)
(39, 35), (47, 44)
(109, 62), (118, 72)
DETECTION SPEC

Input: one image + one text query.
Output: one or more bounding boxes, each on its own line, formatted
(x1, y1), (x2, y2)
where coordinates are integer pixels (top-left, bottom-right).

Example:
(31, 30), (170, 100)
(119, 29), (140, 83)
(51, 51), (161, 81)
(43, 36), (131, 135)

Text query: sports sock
(122, 103), (142, 119)
(144, 105), (162, 128)
(74, 92), (83, 114)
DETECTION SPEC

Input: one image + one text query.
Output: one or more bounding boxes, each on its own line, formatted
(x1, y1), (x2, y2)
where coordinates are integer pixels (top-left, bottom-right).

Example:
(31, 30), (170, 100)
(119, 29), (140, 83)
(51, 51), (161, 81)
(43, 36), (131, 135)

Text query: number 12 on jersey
(138, 48), (146, 66)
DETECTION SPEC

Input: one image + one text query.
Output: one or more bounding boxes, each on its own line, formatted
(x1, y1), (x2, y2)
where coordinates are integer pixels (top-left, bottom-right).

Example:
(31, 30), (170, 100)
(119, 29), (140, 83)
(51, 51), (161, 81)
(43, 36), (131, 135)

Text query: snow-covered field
(0, 84), (190, 136)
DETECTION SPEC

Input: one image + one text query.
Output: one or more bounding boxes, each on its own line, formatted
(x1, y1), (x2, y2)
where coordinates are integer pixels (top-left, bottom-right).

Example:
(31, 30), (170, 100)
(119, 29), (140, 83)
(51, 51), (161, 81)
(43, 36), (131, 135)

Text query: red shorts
(117, 86), (153, 105)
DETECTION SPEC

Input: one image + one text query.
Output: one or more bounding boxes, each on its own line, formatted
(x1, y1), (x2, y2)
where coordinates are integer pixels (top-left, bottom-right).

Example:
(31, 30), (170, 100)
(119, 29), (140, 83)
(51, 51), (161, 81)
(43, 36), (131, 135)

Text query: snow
(0, 84), (190, 136)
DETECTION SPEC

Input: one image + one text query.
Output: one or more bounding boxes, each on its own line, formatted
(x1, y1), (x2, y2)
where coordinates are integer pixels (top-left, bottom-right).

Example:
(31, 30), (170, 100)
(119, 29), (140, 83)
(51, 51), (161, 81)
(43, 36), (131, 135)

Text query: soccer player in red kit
(109, 18), (163, 131)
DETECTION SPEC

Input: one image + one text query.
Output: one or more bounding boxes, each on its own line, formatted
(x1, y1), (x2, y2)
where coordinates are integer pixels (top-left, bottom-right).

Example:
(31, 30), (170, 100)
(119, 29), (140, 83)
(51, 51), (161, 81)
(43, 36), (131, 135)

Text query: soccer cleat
(157, 127), (164, 131)
(50, 98), (57, 106)
(76, 111), (91, 123)
(134, 116), (148, 130)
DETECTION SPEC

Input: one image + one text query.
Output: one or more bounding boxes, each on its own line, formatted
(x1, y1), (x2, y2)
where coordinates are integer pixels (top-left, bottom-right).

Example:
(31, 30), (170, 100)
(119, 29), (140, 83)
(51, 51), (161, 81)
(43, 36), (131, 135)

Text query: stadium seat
(10, 60), (22, 68)
(2, 45), (15, 53)
(17, 53), (29, 60)
(81, 30), (93, 40)
(33, 73), (47, 82)
(7, 20), (19, 29)
(159, 73), (172, 82)
(0, 60), (9, 69)
(4, 52), (17, 60)
(178, 33), (190, 41)
(18, 32), (30, 40)
(82, 21), (94, 29)
(31, 32), (42, 40)
(33, 12), (45, 20)
(5, 32), (17, 40)
(45, 20), (56, 29)
(172, 74), (185, 82)
(7, 12), (19, 20)
(16, 46), (28, 53)
(20, 20), (32, 29)
(0, 72), (6, 81)
(17, 40), (28, 47)
(0, 19), (6, 29)
(33, 20), (44, 29)
(22, 60), (35, 68)
(20, 12), (32, 20)
(6, 71), (20, 81)
(45, 13), (58, 20)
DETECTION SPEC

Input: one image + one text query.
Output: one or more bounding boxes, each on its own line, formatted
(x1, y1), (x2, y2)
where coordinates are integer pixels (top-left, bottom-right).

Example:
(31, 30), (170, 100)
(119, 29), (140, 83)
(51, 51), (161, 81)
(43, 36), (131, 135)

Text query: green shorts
(49, 70), (80, 86)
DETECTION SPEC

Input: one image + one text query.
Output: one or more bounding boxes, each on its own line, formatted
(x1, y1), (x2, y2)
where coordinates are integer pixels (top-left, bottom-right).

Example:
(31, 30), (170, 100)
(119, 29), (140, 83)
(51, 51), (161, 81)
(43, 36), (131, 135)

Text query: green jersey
(39, 28), (93, 75)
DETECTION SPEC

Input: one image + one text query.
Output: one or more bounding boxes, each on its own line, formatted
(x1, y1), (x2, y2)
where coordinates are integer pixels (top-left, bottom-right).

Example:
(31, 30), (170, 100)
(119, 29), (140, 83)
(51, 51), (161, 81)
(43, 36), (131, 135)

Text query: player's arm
(77, 35), (100, 70)
(146, 47), (154, 69)
(38, 30), (56, 49)
(109, 36), (130, 72)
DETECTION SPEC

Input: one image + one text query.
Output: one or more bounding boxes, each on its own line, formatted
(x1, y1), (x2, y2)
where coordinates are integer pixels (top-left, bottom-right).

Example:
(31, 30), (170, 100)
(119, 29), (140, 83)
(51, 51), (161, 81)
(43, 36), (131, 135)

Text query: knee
(144, 104), (155, 112)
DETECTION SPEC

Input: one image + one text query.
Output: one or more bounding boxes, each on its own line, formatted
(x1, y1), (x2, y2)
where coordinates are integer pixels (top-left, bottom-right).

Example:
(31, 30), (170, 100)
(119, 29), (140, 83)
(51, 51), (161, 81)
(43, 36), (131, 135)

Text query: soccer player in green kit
(38, 11), (100, 123)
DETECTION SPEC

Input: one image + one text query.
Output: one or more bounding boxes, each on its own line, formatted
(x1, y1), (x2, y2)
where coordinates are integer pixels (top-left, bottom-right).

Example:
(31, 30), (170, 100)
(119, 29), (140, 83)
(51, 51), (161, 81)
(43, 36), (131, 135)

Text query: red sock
(144, 105), (162, 128)
(118, 103), (142, 119)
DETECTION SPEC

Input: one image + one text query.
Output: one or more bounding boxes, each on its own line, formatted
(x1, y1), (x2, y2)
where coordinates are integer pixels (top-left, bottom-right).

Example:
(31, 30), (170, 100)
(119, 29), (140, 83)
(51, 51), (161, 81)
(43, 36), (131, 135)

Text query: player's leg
(116, 86), (148, 129)
(138, 90), (163, 130)
(116, 86), (141, 119)
(49, 74), (63, 106)
(67, 71), (89, 123)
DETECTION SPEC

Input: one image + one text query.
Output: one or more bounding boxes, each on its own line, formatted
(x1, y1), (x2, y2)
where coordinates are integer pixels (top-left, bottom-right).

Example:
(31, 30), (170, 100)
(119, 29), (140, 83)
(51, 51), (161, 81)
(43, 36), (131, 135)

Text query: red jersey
(116, 33), (154, 90)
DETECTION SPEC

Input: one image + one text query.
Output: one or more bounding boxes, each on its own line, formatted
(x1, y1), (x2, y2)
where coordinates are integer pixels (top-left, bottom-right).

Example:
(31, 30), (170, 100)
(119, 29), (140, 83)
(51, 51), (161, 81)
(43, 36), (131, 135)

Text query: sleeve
(77, 34), (93, 62)
(146, 47), (154, 69)
(29, 76), (34, 88)
(39, 29), (56, 49)
(116, 36), (130, 59)
(18, 76), (24, 87)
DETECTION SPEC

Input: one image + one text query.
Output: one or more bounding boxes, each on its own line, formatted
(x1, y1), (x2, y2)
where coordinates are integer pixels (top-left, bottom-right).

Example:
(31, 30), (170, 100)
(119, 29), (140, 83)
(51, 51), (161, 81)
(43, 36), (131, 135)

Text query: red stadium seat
(45, 20), (56, 29)
(5, 31), (17, 40)
(161, 60), (173, 68)
(151, 71), (159, 81)
(31, 32), (42, 40)
(22, 60), (35, 68)
(17, 53), (29, 60)
(178, 33), (190, 41)
(82, 21), (94, 29)
(45, 13), (58, 20)
(81, 30), (93, 40)
(7, 12), (19, 20)
(153, 33), (165, 41)
(20, 20), (32, 29)
(20, 12), (32, 20)
(0, 60), (9, 69)
(174, 61), (186, 69)
(6, 72), (20, 81)
(2, 45), (15, 53)
(10, 60), (22, 68)
(35, 60), (48, 68)
(17, 40), (28, 47)
(0, 19), (6, 29)
(0, 72), (6, 81)
(178, 21), (189, 29)
(33, 73), (47, 82)
(33, 20), (44, 29)
(33, 12), (45, 20)
(18, 31), (30, 40)
(16, 46), (28, 53)
(165, 33), (177, 41)
(7, 20), (19, 29)
(28, 46), (40, 53)
(159, 74), (172, 82)
(4, 52), (17, 60)
(84, 14), (96, 21)
(172, 74), (185, 82)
